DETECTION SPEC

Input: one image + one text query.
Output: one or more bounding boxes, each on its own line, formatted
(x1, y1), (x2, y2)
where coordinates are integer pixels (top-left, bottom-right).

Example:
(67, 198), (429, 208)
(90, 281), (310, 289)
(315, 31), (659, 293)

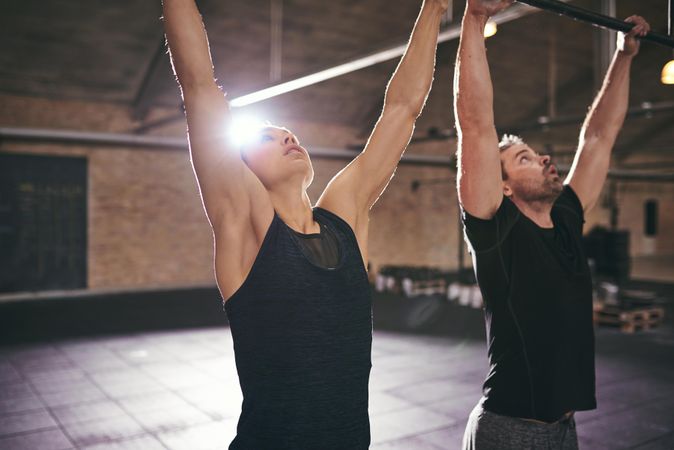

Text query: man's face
(500, 143), (563, 203)
(240, 126), (314, 189)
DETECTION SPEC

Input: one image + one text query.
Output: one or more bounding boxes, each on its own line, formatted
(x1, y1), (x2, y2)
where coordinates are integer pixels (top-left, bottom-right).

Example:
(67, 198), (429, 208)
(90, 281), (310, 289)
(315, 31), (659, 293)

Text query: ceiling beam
(132, 36), (173, 120)
(132, 2), (553, 134)
(228, 3), (543, 107)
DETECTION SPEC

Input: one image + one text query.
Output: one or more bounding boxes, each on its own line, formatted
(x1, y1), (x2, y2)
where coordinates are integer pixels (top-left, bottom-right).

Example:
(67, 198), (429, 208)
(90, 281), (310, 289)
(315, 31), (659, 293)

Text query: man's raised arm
(454, 0), (512, 220)
(163, 0), (268, 227)
(566, 16), (650, 212)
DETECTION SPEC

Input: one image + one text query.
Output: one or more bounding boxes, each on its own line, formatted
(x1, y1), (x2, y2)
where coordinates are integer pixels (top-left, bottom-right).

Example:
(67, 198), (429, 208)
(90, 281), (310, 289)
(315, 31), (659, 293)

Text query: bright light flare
(228, 115), (266, 147)
(484, 20), (497, 38)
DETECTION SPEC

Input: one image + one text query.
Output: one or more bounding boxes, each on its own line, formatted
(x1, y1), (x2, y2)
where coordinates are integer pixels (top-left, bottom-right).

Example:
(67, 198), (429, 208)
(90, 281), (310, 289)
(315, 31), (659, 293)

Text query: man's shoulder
(553, 185), (584, 222)
(462, 196), (523, 253)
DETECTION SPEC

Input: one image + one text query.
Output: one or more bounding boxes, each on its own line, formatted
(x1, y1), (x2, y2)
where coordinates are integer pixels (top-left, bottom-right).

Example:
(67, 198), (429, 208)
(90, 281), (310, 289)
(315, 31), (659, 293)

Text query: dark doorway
(0, 153), (87, 293)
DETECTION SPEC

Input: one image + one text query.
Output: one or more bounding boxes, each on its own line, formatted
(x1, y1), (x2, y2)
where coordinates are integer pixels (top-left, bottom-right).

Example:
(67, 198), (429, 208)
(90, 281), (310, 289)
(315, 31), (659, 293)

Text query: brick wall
(1, 93), (672, 293)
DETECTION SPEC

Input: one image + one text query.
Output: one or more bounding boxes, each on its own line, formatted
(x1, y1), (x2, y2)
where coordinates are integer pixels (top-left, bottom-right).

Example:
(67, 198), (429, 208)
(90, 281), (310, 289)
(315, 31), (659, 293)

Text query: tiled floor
(1, 325), (673, 449)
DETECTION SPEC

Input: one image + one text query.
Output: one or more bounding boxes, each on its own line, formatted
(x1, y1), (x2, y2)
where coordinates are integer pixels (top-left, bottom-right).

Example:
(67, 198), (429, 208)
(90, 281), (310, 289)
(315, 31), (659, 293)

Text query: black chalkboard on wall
(0, 153), (87, 293)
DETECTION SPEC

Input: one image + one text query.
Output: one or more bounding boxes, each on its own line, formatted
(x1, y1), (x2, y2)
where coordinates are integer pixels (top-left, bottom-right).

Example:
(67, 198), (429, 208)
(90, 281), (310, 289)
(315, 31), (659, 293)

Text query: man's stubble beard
(516, 177), (563, 204)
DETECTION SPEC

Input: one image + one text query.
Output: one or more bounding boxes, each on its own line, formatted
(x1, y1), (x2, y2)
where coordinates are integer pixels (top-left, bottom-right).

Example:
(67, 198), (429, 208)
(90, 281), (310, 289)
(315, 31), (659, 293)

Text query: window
(644, 199), (658, 237)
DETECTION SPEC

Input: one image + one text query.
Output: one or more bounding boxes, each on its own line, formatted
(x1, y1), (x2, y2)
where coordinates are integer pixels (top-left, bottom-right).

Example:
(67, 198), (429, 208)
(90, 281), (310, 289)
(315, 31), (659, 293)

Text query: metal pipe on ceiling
(605, 170), (674, 182)
(511, 101), (674, 133)
(555, 165), (674, 182)
(2, 126), (673, 181)
(408, 101), (674, 144)
(410, 165), (674, 184)
(0, 127), (188, 149)
(0, 126), (452, 167)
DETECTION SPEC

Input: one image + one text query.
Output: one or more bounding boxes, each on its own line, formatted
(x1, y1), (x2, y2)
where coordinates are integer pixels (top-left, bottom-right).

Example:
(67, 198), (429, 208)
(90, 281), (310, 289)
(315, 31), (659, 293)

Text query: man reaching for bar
(453, 0), (649, 448)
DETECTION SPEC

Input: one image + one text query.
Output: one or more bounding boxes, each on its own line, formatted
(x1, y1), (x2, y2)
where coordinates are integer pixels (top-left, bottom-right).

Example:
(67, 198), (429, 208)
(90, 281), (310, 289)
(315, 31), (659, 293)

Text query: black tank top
(224, 207), (372, 450)
(289, 220), (341, 269)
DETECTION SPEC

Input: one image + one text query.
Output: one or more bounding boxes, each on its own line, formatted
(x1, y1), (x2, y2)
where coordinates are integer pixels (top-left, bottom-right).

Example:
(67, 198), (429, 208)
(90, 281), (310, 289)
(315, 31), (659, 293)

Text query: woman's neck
(269, 184), (318, 234)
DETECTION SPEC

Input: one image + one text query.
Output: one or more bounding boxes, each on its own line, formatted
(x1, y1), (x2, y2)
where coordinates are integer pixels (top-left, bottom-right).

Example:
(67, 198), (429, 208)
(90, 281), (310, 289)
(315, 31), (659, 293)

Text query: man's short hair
(498, 134), (526, 180)
(498, 134), (525, 152)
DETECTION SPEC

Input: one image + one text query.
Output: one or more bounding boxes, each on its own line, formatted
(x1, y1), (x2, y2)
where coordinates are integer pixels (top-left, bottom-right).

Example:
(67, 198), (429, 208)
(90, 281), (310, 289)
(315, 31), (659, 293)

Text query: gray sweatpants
(462, 399), (579, 450)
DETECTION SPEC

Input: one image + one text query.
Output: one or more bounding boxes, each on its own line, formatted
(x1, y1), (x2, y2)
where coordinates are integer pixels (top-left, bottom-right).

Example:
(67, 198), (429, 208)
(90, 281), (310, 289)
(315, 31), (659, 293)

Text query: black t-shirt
(462, 185), (596, 423)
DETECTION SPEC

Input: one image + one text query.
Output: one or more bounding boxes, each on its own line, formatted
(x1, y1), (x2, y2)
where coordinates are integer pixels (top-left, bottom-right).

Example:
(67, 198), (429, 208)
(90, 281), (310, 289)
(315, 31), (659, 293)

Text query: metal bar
(517, 0), (674, 48)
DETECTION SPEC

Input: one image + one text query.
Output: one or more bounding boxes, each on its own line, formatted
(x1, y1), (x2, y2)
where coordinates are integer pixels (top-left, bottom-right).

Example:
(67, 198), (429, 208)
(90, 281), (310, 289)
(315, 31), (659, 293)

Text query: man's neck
(510, 196), (555, 229)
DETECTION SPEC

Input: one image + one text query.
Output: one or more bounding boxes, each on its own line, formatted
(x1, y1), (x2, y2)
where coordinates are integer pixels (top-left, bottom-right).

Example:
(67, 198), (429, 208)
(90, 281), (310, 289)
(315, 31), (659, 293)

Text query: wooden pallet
(593, 306), (665, 333)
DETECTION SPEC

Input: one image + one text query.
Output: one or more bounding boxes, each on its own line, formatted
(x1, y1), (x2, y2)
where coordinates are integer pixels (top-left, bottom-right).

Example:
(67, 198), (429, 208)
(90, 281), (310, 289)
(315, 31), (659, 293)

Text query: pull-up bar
(517, 0), (674, 49)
